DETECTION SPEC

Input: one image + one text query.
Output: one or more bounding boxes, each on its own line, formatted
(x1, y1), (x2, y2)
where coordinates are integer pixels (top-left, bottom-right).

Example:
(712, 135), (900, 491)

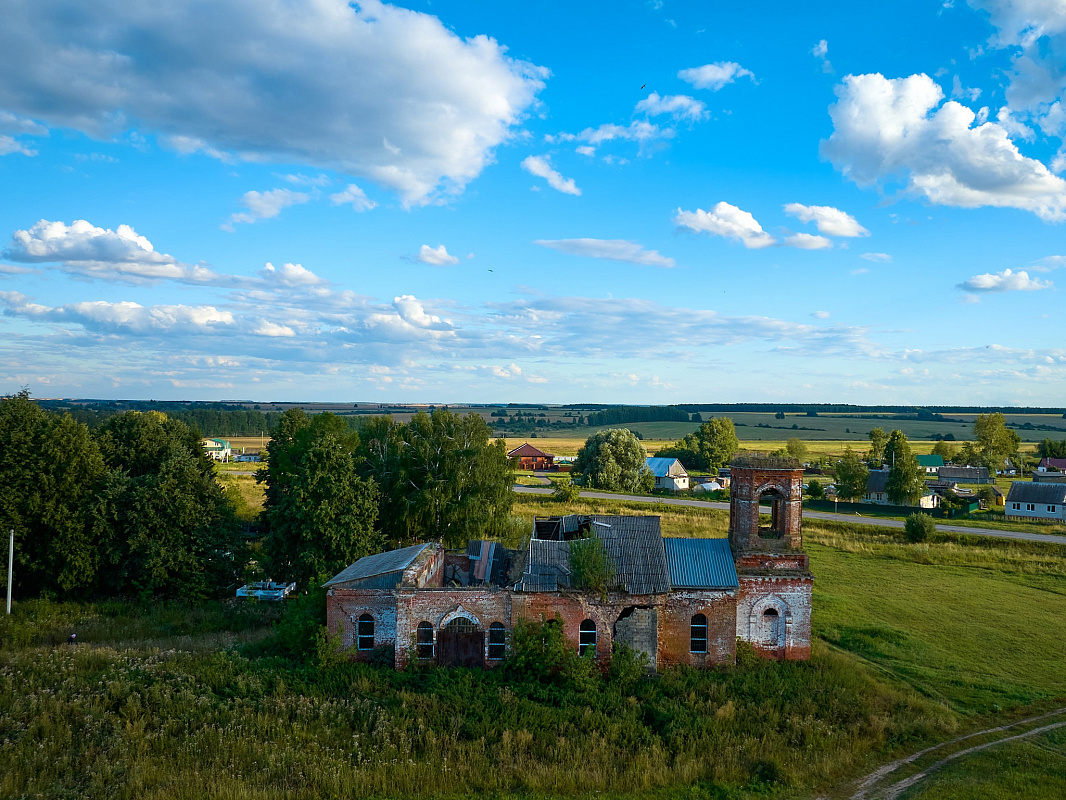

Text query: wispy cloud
(534, 238), (675, 267)
(521, 155), (581, 195)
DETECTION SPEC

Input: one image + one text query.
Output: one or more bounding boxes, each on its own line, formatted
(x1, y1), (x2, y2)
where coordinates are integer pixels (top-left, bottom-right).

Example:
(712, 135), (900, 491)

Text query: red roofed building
(1038, 457), (1066, 472)
(507, 442), (555, 470)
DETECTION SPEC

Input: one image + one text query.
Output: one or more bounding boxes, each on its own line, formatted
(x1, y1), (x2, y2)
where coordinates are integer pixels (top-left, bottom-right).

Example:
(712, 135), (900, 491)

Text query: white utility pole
(6, 528), (12, 615)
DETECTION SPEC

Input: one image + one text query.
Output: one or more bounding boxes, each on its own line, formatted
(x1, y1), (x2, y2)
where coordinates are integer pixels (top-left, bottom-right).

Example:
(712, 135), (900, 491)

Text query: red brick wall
(660, 591), (737, 667)
(395, 588), (512, 668)
(326, 589), (399, 662)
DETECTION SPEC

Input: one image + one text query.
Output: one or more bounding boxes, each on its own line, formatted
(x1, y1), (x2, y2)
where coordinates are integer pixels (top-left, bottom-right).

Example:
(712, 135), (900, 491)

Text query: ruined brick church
(325, 457), (812, 668)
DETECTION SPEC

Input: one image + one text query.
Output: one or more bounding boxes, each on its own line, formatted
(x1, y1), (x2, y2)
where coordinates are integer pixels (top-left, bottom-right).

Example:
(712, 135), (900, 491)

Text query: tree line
(1, 394), (515, 601)
(41, 401), (287, 436)
(584, 406), (692, 427)
(0, 392), (244, 599)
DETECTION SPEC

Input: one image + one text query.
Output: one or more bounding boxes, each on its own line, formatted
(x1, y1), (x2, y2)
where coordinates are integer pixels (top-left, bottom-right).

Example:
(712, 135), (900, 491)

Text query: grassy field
(900, 725), (1066, 799)
(2, 500), (1064, 799)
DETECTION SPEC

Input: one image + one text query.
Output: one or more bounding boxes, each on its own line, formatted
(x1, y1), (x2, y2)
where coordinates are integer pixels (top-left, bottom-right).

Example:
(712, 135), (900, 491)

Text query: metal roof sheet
(865, 470), (890, 494)
(591, 515), (671, 595)
(645, 457), (684, 477)
(915, 455), (944, 467)
(522, 515), (671, 595)
(1006, 481), (1066, 504)
(323, 542), (433, 587)
(662, 537), (738, 589)
(938, 466), (990, 481)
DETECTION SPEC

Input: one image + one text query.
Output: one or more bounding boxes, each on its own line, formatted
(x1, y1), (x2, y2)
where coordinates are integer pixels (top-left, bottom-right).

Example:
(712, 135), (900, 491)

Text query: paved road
(512, 485), (1066, 545)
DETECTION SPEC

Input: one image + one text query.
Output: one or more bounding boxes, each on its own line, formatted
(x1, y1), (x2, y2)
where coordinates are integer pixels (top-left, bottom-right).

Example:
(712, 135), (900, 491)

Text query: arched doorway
(437, 616), (484, 667)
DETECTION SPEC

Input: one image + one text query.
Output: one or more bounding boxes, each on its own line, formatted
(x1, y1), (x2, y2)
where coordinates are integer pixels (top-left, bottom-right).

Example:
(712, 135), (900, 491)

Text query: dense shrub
(904, 513), (937, 543)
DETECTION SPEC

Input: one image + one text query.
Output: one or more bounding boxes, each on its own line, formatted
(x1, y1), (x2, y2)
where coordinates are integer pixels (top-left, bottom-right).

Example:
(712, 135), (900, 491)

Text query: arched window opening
(416, 621), (434, 659)
(444, 616), (476, 635)
(579, 619), (597, 657)
(690, 613), (708, 653)
(357, 614), (375, 650)
(763, 608), (779, 617)
(488, 622), (506, 660)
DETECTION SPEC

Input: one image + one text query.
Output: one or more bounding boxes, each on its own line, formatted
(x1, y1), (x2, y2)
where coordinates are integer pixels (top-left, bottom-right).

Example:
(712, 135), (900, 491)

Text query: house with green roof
(915, 454), (944, 474)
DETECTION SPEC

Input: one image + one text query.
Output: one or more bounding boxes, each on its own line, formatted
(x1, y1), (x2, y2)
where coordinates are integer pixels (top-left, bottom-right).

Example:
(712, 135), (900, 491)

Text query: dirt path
(511, 486), (1066, 545)
(847, 707), (1066, 800)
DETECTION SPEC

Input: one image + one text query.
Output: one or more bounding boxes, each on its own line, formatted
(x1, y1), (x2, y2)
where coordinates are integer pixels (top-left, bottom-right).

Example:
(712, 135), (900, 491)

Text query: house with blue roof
(646, 456), (689, 491)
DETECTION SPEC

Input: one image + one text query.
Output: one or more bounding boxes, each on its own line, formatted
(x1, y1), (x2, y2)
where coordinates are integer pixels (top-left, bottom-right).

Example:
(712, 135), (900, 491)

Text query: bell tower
(729, 455), (812, 661)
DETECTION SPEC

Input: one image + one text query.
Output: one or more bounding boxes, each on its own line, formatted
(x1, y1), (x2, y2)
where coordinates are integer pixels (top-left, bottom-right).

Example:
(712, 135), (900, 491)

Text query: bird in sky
(640, 84), (646, 89)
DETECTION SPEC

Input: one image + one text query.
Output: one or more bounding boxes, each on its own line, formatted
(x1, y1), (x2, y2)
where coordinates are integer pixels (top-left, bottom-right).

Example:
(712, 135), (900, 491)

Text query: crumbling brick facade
(326, 457), (813, 669)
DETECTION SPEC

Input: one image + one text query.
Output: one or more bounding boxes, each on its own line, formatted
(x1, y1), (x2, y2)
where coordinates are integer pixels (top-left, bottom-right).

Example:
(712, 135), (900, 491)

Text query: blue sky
(1, 0), (1065, 404)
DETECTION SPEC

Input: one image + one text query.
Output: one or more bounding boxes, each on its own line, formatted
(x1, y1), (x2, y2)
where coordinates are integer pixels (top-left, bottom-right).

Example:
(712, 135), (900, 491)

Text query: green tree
(1037, 439), (1066, 460)
(931, 439), (957, 462)
(886, 454), (925, 505)
(0, 391), (106, 596)
(93, 411), (245, 599)
(806, 479), (825, 499)
(881, 429), (910, 469)
(786, 438), (808, 461)
(973, 412), (1021, 472)
(867, 427), (888, 466)
(354, 409), (514, 548)
(654, 417), (739, 472)
(261, 410), (380, 586)
(574, 428), (653, 492)
(834, 447), (869, 500)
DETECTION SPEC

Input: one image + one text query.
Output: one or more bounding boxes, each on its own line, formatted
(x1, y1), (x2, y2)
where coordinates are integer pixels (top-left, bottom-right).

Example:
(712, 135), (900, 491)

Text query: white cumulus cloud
(674, 202), (775, 249)
(521, 155), (581, 195)
(0, 0), (546, 205)
(2, 219), (218, 283)
(678, 62), (755, 91)
(784, 203), (869, 236)
(822, 72), (1066, 221)
(533, 238), (675, 267)
(330, 184), (377, 212)
(784, 233), (833, 250)
(417, 244), (460, 266)
(260, 262), (325, 286)
(957, 267), (1052, 291)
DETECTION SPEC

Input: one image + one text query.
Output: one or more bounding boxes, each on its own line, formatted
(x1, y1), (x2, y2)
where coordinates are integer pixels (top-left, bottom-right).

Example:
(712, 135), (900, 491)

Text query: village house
(863, 470), (939, 509)
(645, 457), (689, 491)
(507, 442), (555, 471)
(915, 454), (943, 474)
(325, 457), (813, 668)
(1005, 482), (1066, 522)
(937, 465), (992, 485)
(1037, 457), (1066, 472)
(201, 438), (231, 462)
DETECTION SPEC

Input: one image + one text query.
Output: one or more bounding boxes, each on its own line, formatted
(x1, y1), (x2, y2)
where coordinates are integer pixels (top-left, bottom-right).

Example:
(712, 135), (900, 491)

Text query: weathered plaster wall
(735, 576), (812, 661)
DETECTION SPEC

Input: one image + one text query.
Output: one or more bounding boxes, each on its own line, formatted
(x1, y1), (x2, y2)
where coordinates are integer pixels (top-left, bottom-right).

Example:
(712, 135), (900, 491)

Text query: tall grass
(2, 514), (1064, 798)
